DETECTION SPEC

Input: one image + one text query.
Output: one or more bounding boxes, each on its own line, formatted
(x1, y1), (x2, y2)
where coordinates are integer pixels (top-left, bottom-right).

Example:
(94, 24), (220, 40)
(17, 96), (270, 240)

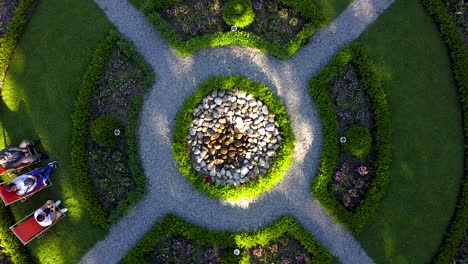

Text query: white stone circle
(187, 89), (282, 186)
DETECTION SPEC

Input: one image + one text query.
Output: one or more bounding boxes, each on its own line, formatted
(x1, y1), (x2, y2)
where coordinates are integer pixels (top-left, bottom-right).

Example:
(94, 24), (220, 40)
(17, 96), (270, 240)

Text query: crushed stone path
(81, 0), (395, 263)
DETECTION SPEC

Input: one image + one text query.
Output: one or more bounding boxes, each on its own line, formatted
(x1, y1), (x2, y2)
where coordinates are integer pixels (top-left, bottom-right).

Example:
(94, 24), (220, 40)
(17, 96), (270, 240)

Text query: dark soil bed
(145, 235), (227, 263)
(87, 45), (145, 213)
(0, 0), (19, 38)
(160, 0), (309, 44)
(327, 64), (377, 211)
(247, 235), (312, 263)
(446, 0), (468, 45)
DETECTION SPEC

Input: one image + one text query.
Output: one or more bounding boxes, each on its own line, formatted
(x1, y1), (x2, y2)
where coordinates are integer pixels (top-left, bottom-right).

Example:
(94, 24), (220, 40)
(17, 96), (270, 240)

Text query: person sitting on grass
(6, 162), (57, 196)
(0, 139), (43, 171)
(34, 200), (67, 227)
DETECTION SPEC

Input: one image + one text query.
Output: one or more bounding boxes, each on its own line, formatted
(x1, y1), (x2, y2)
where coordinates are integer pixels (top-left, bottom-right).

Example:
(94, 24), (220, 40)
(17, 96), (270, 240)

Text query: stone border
(172, 75), (295, 201)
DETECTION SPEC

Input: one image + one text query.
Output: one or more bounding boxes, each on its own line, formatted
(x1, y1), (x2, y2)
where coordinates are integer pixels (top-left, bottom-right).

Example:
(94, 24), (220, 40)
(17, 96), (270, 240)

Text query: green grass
(0, 0), (111, 263)
(355, 0), (464, 263)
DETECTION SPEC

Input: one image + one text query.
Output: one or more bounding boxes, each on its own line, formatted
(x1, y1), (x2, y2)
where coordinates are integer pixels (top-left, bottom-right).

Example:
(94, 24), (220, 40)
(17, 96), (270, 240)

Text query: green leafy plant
(342, 126), (372, 158)
(222, 0), (255, 28)
(91, 115), (122, 147)
(310, 44), (391, 234)
(172, 75), (295, 201)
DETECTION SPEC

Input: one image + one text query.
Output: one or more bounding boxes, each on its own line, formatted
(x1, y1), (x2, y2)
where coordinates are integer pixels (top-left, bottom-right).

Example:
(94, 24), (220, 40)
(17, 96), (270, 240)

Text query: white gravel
(81, 0), (395, 263)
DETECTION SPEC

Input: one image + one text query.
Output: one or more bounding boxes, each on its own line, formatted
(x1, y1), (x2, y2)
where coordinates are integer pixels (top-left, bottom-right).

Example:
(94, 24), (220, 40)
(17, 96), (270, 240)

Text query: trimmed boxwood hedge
(309, 44), (391, 234)
(122, 214), (333, 264)
(421, 0), (468, 263)
(129, 0), (325, 59)
(0, 0), (37, 87)
(172, 75), (295, 201)
(222, 0), (255, 28)
(71, 29), (155, 227)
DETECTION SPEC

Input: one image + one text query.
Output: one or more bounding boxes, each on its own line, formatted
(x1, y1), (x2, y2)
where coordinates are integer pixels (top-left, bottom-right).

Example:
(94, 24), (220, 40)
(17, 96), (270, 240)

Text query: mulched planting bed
(453, 232), (468, 263)
(327, 64), (376, 211)
(161, 0), (309, 44)
(0, 245), (12, 264)
(87, 46), (145, 212)
(0, 0), (19, 37)
(446, 0), (467, 45)
(248, 235), (312, 263)
(145, 235), (227, 263)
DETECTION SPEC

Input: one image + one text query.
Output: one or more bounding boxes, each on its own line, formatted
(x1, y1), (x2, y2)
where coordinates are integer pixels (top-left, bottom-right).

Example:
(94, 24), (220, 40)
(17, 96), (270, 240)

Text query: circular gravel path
(81, 0), (395, 263)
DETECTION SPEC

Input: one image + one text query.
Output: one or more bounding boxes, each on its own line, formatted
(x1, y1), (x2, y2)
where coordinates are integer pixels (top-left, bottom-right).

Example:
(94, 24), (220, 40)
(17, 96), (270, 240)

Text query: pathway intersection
(81, 0), (395, 263)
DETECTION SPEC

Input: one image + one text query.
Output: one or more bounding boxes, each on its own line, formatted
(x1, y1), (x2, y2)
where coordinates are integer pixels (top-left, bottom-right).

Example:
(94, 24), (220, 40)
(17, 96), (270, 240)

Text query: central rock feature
(187, 89), (282, 186)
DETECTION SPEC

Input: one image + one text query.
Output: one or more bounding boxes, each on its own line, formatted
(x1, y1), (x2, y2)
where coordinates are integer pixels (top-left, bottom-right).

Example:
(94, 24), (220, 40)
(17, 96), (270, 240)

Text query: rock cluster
(187, 89), (282, 186)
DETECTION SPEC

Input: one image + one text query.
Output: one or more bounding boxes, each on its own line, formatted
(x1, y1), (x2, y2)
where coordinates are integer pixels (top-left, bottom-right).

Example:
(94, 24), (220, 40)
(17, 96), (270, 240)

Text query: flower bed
(173, 75), (295, 201)
(327, 65), (376, 210)
(71, 30), (155, 227)
(309, 44), (391, 233)
(122, 214), (333, 264)
(130, 0), (324, 59)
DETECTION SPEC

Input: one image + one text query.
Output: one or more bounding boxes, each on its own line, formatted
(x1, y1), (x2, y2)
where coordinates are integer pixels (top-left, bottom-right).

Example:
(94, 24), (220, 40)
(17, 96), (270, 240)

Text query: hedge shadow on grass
(309, 44), (391, 234)
(421, 0), (468, 262)
(172, 75), (295, 201)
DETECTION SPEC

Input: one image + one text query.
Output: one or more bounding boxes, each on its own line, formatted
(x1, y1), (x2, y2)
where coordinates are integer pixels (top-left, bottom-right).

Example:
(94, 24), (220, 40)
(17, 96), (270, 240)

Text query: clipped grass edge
(130, 0), (325, 59)
(71, 29), (155, 227)
(172, 75), (295, 201)
(0, 0), (37, 87)
(420, 0), (468, 263)
(121, 214), (333, 264)
(309, 43), (391, 234)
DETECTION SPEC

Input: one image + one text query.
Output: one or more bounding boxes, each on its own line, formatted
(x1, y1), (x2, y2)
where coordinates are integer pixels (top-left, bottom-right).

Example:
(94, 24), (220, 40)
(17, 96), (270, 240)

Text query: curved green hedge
(421, 0), (468, 263)
(173, 75), (295, 201)
(130, 0), (324, 59)
(122, 214), (333, 264)
(309, 44), (391, 234)
(0, 0), (37, 87)
(71, 29), (155, 227)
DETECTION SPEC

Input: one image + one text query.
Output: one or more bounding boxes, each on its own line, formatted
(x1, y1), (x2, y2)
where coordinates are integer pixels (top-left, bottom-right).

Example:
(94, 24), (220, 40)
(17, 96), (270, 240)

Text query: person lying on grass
(6, 162), (57, 195)
(34, 200), (67, 227)
(0, 139), (43, 171)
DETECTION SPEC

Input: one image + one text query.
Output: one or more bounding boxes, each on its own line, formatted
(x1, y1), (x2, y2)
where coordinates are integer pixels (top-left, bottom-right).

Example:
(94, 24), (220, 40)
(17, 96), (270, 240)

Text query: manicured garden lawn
(356, 0), (464, 263)
(0, 0), (111, 263)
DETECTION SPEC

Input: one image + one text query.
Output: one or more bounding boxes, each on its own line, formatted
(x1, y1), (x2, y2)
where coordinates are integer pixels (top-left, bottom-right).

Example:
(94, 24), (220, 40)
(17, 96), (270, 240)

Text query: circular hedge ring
(173, 75), (295, 201)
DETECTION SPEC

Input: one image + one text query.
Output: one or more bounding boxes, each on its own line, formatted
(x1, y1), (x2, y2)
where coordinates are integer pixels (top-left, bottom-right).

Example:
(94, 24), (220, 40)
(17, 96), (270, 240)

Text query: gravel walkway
(81, 0), (395, 263)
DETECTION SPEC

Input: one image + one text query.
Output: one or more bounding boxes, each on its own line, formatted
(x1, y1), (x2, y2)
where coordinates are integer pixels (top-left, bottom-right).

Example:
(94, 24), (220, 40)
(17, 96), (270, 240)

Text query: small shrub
(343, 126), (372, 158)
(91, 115), (123, 147)
(222, 0), (255, 28)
